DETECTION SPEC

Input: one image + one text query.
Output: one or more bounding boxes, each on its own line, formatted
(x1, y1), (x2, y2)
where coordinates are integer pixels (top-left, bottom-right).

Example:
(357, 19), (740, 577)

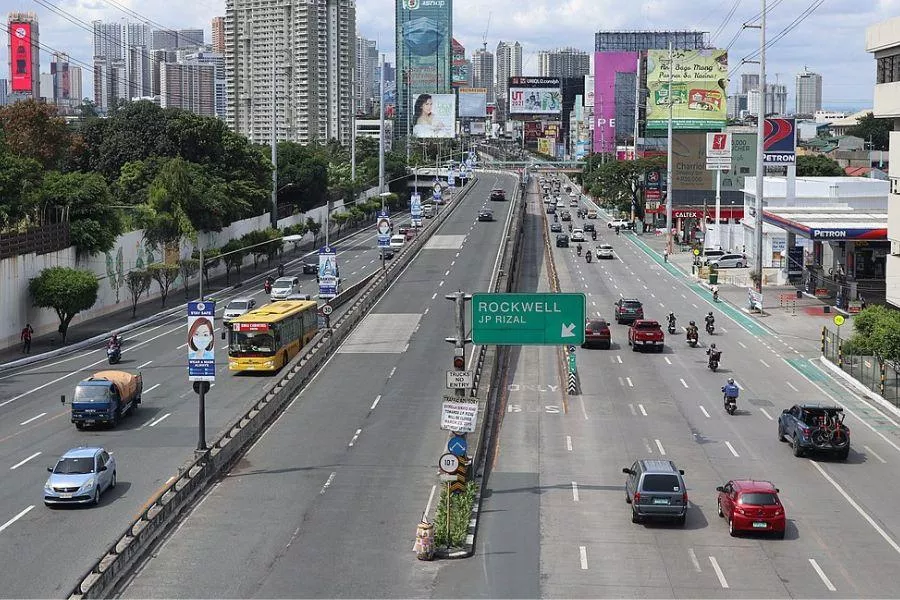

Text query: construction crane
(482, 12), (492, 52)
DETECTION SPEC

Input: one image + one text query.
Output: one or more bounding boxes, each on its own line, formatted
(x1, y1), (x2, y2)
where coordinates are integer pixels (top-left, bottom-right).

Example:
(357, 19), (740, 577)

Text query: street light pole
(270, 40), (278, 228)
(665, 41), (674, 255)
(378, 52), (386, 196)
(754, 0), (767, 294)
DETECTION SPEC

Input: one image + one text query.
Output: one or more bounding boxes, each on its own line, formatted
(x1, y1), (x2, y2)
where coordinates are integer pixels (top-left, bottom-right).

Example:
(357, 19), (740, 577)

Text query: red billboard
(10, 22), (33, 92)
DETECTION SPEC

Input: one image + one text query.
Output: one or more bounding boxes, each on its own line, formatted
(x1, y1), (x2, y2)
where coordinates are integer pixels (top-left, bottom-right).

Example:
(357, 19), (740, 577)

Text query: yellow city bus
(227, 300), (319, 372)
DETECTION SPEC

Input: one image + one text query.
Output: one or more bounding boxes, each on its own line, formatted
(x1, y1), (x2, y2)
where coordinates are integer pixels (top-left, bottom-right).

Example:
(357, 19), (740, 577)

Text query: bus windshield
(229, 330), (276, 356)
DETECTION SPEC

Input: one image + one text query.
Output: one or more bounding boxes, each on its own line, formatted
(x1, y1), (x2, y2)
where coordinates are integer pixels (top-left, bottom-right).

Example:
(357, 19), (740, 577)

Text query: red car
(582, 319), (611, 349)
(716, 479), (786, 538)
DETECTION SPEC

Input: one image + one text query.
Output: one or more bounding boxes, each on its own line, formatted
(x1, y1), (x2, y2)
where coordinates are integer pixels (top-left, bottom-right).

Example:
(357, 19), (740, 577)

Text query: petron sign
(763, 118), (796, 165)
(471, 293), (585, 345)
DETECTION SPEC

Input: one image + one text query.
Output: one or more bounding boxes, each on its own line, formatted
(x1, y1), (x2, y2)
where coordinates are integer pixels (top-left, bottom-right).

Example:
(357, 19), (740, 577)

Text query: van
(389, 234), (406, 249)
(623, 459), (688, 525)
(270, 276), (300, 300)
(423, 204), (435, 218)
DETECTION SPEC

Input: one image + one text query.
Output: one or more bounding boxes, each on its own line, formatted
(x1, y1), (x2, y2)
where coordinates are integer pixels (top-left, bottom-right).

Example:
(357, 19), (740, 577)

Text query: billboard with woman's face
(412, 93), (456, 138)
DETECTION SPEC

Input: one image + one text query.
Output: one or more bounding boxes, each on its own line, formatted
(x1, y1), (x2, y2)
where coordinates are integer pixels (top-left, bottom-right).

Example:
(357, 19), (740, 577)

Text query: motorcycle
(615, 227), (620, 236)
(686, 328), (699, 347)
(107, 345), (121, 365)
(706, 321), (715, 335)
(707, 351), (721, 372)
(577, 245), (582, 257)
(667, 322), (677, 335)
(591, 231), (597, 241)
(712, 289), (719, 302)
(264, 279), (273, 295)
(277, 263), (285, 277)
(723, 393), (738, 415)
(586, 252), (592, 263)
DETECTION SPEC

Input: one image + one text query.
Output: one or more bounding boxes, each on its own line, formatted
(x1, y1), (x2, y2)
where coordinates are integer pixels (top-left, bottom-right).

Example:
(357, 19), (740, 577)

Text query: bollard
(414, 519), (435, 560)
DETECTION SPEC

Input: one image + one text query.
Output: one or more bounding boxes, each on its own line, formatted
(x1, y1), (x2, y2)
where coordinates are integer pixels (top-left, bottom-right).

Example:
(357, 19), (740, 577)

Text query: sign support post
(715, 168), (721, 249)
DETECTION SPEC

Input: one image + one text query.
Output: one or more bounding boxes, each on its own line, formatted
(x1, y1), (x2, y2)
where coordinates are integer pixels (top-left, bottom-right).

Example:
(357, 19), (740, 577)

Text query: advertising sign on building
(593, 52), (638, 154)
(410, 193), (423, 227)
(318, 246), (339, 299)
(645, 48), (728, 130)
(412, 93), (456, 138)
(9, 22), (33, 93)
(396, 0), (452, 129)
(187, 301), (216, 382)
(508, 77), (562, 115)
(720, 133), (757, 194)
(458, 88), (487, 117)
(451, 38), (468, 88)
(763, 118), (796, 165)
(469, 121), (486, 135)
(672, 132), (714, 191)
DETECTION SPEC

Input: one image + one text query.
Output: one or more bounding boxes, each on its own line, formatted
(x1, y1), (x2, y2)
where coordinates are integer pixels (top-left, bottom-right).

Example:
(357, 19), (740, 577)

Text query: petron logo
(813, 229), (846, 238)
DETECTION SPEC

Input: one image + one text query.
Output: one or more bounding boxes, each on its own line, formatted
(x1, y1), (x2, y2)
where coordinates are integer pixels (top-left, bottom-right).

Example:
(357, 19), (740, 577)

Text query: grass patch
(434, 481), (478, 547)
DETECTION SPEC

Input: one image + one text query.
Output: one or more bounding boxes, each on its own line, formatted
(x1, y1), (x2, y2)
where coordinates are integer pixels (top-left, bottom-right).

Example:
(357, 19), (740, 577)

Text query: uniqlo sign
(705, 132), (732, 159)
(9, 22), (33, 92)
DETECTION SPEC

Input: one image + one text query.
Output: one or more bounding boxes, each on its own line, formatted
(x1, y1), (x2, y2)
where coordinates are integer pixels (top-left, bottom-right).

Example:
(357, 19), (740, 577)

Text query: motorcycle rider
(591, 230), (597, 241)
(706, 343), (721, 368)
(667, 312), (677, 331)
(277, 263), (286, 277)
(264, 275), (275, 294)
(712, 284), (719, 302)
(686, 320), (699, 342)
(615, 226), (620, 235)
(585, 249), (592, 263)
(576, 243), (582, 256)
(705, 311), (715, 333)
(722, 377), (739, 410)
(107, 334), (121, 352)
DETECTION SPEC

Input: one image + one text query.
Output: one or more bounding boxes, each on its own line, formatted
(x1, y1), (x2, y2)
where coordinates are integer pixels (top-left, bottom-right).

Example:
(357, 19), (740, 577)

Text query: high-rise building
(795, 67), (822, 115)
(538, 48), (590, 78)
(92, 20), (152, 107)
(152, 29), (205, 51)
(93, 57), (126, 111)
(159, 62), (216, 116)
(184, 51), (225, 119)
(39, 72), (53, 101)
(225, 0), (356, 146)
(50, 52), (81, 112)
(472, 47), (495, 103)
(740, 73), (759, 94)
(355, 35), (378, 115)
(594, 30), (708, 52)
(7, 12), (40, 99)
(70, 66), (82, 102)
(0, 79), (8, 105)
(748, 83), (787, 117)
(212, 17), (225, 53)
(495, 40), (522, 117)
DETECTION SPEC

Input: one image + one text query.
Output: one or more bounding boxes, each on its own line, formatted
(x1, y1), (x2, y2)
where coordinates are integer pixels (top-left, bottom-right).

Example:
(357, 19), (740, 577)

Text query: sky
(2, 0), (897, 112)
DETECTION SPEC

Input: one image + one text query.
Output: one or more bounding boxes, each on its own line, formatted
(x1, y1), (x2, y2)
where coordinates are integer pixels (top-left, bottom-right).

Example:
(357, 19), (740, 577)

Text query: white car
(569, 199), (579, 207)
(571, 228), (586, 242)
(270, 276), (300, 300)
(597, 244), (615, 259)
(223, 298), (256, 324)
(709, 253), (747, 268)
(389, 234), (406, 249)
(608, 219), (631, 229)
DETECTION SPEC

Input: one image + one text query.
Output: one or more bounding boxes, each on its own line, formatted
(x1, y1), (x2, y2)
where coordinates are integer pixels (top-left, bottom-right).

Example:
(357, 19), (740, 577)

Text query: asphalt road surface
(119, 173), (520, 598)
(0, 211), (426, 598)
(436, 174), (900, 599)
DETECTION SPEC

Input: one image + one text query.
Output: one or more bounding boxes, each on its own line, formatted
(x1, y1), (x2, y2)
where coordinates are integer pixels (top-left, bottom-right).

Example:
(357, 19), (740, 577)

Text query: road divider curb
(66, 178), (479, 599)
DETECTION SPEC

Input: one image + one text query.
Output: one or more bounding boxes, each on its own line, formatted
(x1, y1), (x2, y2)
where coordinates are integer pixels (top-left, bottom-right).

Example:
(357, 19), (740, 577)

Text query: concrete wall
(0, 199), (354, 351)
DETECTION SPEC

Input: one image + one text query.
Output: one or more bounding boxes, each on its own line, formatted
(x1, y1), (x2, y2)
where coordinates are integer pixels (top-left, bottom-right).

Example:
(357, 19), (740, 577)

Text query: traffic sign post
(439, 453), (459, 474)
(448, 435), (467, 456)
(446, 370), (473, 389)
(471, 293), (586, 345)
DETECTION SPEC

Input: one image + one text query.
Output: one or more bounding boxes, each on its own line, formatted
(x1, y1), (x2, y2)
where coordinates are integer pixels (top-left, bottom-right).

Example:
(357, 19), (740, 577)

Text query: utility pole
(379, 52), (386, 195)
(270, 44), (278, 228)
(665, 41), (674, 255)
(633, 53), (641, 161)
(351, 67), (356, 185)
(754, 0), (767, 293)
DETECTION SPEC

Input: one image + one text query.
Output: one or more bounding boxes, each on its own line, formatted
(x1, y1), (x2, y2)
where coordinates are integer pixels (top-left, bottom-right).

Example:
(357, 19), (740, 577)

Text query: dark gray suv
(623, 459), (688, 525)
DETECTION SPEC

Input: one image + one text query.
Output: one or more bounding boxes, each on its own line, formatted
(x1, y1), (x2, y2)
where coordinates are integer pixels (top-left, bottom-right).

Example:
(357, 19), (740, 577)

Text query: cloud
(0, 0), (887, 111)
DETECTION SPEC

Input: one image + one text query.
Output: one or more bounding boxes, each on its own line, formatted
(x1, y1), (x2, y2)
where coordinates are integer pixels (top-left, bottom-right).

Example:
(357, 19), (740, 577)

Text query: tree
(147, 262), (180, 307)
(221, 238), (246, 284)
(39, 170), (123, 256)
(277, 142), (330, 211)
(306, 217), (322, 247)
(193, 246), (221, 287)
(125, 269), (152, 317)
(29, 267), (98, 344)
(585, 157), (666, 217)
(142, 157), (197, 252)
(241, 228), (281, 270)
(845, 112), (891, 151)
(0, 151), (43, 229)
(177, 257), (200, 299)
(0, 100), (74, 169)
(796, 154), (844, 177)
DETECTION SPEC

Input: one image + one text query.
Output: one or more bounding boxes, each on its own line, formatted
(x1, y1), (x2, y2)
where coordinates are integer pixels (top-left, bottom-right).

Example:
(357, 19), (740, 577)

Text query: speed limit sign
(322, 304), (333, 316)
(439, 453), (459, 474)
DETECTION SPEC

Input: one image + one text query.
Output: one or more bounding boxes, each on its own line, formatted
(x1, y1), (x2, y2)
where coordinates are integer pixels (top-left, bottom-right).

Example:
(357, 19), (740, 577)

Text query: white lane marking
(650, 293), (656, 298)
(566, 436), (573, 452)
(724, 441), (740, 457)
(709, 556), (729, 589)
(738, 341), (747, 348)
(451, 261), (456, 267)
(348, 428), (362, 447)
(700, 405), (711, 418)
(659, 302), (665, 308)
(320, 472), (336, 495)
(616, 355), (622, 364)
(664, 357), (672, 365)
(759, 408), (774, 421)
(692, 303), (698, 309)
(572, 481), (580, 502)
(811, 461), (900, 555)
(431, 293), (437, 300)
(626, 377), (634, 388)
(177, 342), (188, 349)
(455, 252), (460, 258)
(10, 452), (41, 470)
(137, 360), (153, 369)
(865, 445), (887, 464)
(220, 344), (229, 350)
(688, 548), (702, 573)
(404, 343), (410, 353)
(655, 439), (666, 455)
(143, 383), (160, 395)
(592, 301), (597, 306)
(760, 359), (771, 368)
(579, 546), (589, 570)
(681, 293), (687, 299)
(638, 404), (647, 416)
(138, 418), (154, 429)
(439, 280), (445, 287)
(0, 505), (34, 534)
(370, 395), (381, 410)
(388, 367), (396, 378)
(809, 558), (836, 592)
(149, 413), (171, 427)
(721, 327), (728, 333)
(444, 270), (450, 276)
(643, 284), (648, 289)
(424, 307), (430, 315)
(785, 381), (799, 392)
(680, 378), (689, 388)
(19, 412), (47, 426)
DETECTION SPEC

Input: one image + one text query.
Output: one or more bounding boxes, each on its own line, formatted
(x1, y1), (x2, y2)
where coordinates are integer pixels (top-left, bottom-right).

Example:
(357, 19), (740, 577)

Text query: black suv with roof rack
(614, 298), (644, 324)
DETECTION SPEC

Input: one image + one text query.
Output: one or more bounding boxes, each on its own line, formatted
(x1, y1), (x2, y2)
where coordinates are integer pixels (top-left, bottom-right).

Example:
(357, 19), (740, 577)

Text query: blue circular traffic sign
(448, 435), (467, 457)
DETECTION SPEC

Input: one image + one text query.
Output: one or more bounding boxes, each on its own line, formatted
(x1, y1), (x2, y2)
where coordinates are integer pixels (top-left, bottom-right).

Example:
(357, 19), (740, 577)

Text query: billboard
(10, 22), (33, 93)
(470, 121), (486, 135)
(187, 301), (215, 382)
(412, 93), (456, 138)
(538, 138), (555, 155)
(720, 133), (757, 195)
(672, 132), (714, 191)
(645, 48), (728, 130)
(318, 246), (339, 299)
(584, 75), (594, 107)
(397, 0), (452, 130)
(593, 52), (638, 154)
(764, 118), (796, 165)
(508, 77), (562, 115)
(458, 88), (487, 117)
(451, 38), (468, 87)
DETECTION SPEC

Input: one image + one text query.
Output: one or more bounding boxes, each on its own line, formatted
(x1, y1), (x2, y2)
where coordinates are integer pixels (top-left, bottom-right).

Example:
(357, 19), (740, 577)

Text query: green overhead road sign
(471, 293), (586, 345)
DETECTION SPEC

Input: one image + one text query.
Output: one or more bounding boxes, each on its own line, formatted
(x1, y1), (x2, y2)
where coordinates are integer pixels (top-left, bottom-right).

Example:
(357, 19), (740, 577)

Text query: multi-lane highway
(0, 209), (431, 597)
(118, 173), (520, 597)
(437, 174), (900, 598)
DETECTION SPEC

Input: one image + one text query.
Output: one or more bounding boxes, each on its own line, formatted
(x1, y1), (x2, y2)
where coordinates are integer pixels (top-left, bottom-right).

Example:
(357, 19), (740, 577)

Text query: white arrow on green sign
(471, 293), (586, 345)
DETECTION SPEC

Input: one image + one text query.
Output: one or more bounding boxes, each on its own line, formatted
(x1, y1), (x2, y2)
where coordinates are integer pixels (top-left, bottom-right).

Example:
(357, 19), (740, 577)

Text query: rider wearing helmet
(722, 377), (739, 406)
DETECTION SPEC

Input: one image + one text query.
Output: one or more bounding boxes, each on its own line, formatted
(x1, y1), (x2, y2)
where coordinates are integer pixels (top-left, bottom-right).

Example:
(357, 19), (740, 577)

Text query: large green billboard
(395, 0), (453, 138)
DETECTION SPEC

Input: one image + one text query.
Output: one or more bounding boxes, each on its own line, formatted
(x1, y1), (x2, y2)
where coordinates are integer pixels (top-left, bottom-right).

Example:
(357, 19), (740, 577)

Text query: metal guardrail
(66, 177), (480, 599)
